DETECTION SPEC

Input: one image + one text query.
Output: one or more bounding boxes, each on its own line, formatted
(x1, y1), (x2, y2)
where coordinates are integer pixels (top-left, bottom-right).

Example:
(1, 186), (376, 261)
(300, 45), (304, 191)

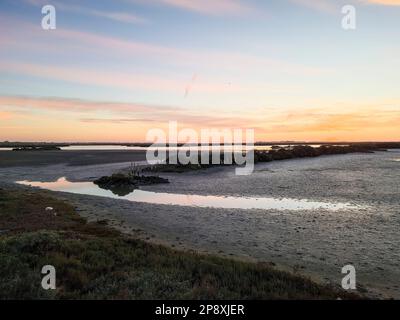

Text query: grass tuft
(0, 188), (361, 300)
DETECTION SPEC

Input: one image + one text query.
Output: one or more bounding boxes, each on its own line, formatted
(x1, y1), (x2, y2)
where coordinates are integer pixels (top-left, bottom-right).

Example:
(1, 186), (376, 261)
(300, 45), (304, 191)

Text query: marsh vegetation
(0, 188), (359, 300)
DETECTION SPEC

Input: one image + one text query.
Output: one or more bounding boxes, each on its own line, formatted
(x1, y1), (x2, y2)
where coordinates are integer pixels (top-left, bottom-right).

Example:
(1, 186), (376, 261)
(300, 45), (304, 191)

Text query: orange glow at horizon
(1, 98), (399, 143)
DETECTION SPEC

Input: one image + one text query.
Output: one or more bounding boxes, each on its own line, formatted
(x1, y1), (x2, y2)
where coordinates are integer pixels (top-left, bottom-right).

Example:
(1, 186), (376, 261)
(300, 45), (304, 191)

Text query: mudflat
(0, 150), (147, 167)
(1, 149), (399, 299)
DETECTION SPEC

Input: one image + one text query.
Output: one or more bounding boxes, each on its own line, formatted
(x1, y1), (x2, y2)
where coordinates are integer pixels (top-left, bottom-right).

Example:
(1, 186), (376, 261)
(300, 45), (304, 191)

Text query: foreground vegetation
(0, 188), (360, 300)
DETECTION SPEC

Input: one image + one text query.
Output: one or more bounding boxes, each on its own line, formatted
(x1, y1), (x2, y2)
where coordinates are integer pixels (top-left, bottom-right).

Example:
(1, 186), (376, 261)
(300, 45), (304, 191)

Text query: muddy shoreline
(0, 150), (147, 167)
(0, 150), (399, 299)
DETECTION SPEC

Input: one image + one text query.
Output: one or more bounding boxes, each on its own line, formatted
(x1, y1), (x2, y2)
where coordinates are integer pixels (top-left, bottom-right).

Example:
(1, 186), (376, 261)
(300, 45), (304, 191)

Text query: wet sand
(0, 150), (399, 299)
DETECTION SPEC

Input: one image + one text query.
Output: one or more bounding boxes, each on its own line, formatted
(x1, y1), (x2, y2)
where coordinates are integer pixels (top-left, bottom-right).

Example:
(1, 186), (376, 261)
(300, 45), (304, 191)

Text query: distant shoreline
(1, 141), (400, 149)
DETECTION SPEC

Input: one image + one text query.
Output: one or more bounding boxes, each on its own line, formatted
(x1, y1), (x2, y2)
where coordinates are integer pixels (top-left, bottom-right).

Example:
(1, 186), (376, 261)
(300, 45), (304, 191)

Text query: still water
(59, 145), (301, 151)
(17, 177), (365, 211)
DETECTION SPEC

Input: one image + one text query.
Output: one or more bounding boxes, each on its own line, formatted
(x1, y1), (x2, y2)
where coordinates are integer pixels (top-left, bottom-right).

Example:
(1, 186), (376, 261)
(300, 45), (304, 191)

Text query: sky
(0, 0), (399, 142)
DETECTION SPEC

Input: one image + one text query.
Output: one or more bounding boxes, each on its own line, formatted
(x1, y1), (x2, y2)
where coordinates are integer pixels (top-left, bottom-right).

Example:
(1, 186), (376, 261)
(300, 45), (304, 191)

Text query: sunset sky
(0, 0), (399, 142)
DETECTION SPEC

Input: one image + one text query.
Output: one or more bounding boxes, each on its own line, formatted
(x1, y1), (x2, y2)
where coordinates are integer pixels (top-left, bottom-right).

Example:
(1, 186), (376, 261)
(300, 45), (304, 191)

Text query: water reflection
(16, 177), (366, 212)
(60, 144), (322, 151)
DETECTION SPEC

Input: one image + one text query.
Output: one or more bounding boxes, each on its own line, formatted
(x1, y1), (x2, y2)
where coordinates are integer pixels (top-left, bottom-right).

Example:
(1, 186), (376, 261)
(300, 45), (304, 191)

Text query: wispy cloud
(0, 95), (256, 128)
(81, 113), (258, 128)
(184, 74), (197, 98)
(80, 118), (156, 123)
(2, 95), (399, 142)
(0, 15), (333, 82)
(0, 96), (179, 115)
(259, 103), (400, 136)
(0, 111), (13, 120)
(25, 0), (149, 25)
(0, 16), (325, 97)
(291, 0), (400, 12)
(360, 0), (400, 5)
(0, 60), (264, 96)
(132, 0), (254, 16)
(288, 0), (339, 13)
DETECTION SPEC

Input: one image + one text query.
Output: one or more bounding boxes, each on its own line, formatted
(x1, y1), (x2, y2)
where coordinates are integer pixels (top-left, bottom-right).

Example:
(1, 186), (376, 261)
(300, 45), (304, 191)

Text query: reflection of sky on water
(17, 177), (366, 212)
(60, 145), (285, 151)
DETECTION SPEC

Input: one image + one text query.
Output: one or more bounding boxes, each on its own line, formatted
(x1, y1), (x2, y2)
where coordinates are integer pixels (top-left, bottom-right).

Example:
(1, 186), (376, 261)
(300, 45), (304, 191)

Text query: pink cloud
(53, 27), (332, 75)
(0, 95), (257, 130)
(0, 111), (13, 120)
(132, 0), (254, 16)
(289, 0), (338, 13)
(0, 60), (260, 96)
(2, 95), (399, 142)
(24, 0), (149, 24)
(361, 0), (400, 5)
(159, 0), (252, 15)
(0, 14), (332, 78)
(0, 96), (178, 114)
